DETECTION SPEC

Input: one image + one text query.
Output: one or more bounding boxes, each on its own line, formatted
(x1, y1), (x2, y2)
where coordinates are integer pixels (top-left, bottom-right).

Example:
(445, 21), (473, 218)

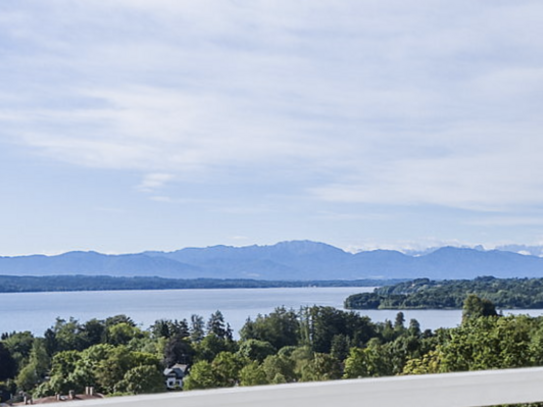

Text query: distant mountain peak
(272, 240), (346, 253)
(2, 240), (543, 280)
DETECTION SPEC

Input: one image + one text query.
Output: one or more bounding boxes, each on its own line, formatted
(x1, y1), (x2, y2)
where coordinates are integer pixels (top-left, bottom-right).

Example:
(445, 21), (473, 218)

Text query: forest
(345, 276), (543, 309)
(0, 275), (397, 293)
(2, 295), (543, 405)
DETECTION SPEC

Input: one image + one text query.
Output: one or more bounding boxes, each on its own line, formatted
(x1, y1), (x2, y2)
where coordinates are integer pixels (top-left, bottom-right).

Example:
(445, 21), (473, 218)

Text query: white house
(163, 364), (189, 390)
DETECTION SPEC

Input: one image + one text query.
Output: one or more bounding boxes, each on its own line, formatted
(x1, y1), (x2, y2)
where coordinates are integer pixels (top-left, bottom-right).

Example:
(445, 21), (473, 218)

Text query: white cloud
(310, 124), (543, 211)
(315, 211), (392, 222)
(344, 238), (482, 254)
(2, 0), (543, 212)
(138, 173), (175, 192)
(467, 216), (543, 227)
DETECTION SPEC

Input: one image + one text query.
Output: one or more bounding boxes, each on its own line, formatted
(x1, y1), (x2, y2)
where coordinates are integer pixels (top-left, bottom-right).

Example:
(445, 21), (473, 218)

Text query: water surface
(1, 287), (541, 336)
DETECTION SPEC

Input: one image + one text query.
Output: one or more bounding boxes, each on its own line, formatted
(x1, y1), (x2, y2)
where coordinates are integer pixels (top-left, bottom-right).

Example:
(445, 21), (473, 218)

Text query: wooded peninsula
(345, 276), (543, 309)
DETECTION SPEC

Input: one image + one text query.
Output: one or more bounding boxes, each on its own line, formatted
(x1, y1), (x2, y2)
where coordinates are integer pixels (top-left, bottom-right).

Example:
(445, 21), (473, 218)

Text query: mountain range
(1, 241), (543, 280)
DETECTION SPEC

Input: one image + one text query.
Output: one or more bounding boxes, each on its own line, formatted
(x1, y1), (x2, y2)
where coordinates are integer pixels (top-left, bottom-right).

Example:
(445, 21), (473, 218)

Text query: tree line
(345, 276), (543, 309)
(0, 275), (398, 293)
(1, 298), (543, 406)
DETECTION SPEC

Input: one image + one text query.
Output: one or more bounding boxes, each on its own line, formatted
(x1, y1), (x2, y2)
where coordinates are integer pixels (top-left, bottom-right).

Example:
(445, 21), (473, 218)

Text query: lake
(1, 287), (542, 336)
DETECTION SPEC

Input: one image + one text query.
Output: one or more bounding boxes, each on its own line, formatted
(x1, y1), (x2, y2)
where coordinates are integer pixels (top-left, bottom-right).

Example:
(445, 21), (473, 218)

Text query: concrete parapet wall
(40, 367), (543, 407)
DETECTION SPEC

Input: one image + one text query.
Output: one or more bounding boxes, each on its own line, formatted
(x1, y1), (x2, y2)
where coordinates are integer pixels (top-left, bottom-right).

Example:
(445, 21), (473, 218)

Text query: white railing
(39, 367), (543, 407)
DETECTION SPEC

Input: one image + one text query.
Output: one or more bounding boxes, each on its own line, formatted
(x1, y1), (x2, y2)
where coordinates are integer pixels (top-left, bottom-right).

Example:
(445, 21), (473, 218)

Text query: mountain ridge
(1, 241), (543, 280)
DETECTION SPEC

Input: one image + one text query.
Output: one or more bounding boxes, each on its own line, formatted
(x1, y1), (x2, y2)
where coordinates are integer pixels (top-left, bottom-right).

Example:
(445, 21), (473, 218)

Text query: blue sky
(1, 1), (543, 255)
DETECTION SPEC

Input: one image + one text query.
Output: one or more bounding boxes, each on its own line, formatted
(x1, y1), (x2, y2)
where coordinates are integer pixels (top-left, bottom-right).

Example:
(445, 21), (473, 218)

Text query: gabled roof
(163, 363), (189, 378)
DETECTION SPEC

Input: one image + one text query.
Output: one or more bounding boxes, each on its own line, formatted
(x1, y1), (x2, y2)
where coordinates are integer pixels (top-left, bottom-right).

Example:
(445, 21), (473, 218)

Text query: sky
(1, 1), (543, 256)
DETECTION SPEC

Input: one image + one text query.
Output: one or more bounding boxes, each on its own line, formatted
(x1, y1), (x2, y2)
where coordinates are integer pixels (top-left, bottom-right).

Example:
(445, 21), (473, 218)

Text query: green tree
(240, 307), (299, 351)
(93, 347), (162, 394)
(53, 318), (86, 352)
(151, 319), (189, 340)
(288, 346), (314, 376)
(441, 315), (533, 372)
(80, 319), (106, 347)
(330, 334), (350, 362)
(300, 353), (342, 382)
(15, 339), (50, 391)
(394, 312), (405, 331)
(207, 311), (232, 340)
(43, 328), (58, 357)
(462, 294), (498, 323)
(116, 365), (165, 394)
(81, 343), (116, 365)
(105, 323), (143, 346)
(95, 346), (135, 393)
(403, 349), (443, 375)
(16, 364), (39, 392)
(408, 319), (422, 336)
(190, 315), (205, 343)
(0, 342), (17, 381)
(183, 360), (217, 390)
(105, 315), (136, 328)
(211, 351), (245, 387)
(379, 320), (396, 342)
(237, 339), (276, 363)
(3, 331), (34, 369)
(39, 343), (116, 396)
(305, 306), (348, 353)
(131, 351), (162, 370)
(261, 354), (297, 383)
(46, 350), (84, 394)
(528, 324), (543, 366)
(384, 334), (423, 374)
(239, 317), (256, 341)
(239, 361), (268, 386)
(304, 307), (377, 352)
(343, 343), (391, 379)
(126, 333), (162, 355)
(195, 334), (236, 362)
(164, 335), (194, 367)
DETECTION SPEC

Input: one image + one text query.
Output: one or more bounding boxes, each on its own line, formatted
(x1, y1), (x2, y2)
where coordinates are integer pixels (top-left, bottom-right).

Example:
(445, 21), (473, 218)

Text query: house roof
(163, 364), (189, 377)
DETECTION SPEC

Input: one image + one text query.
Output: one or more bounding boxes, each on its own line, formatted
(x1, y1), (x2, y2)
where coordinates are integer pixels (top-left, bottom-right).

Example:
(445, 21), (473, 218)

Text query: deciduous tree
(116, 365), (165, 394)
(183, 361), (217, 390)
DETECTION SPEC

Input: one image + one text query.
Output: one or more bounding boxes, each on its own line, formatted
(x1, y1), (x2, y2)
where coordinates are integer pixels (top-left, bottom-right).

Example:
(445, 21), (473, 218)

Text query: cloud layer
(1, 1), (543, 253)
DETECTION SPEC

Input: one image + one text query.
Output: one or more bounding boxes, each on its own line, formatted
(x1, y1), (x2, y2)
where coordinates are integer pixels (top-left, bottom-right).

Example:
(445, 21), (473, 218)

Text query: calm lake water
(1, 287), (541, 336)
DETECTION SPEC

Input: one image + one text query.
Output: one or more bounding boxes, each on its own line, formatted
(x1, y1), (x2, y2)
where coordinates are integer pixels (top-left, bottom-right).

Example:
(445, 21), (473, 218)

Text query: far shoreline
(0, 275), (405, 294)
